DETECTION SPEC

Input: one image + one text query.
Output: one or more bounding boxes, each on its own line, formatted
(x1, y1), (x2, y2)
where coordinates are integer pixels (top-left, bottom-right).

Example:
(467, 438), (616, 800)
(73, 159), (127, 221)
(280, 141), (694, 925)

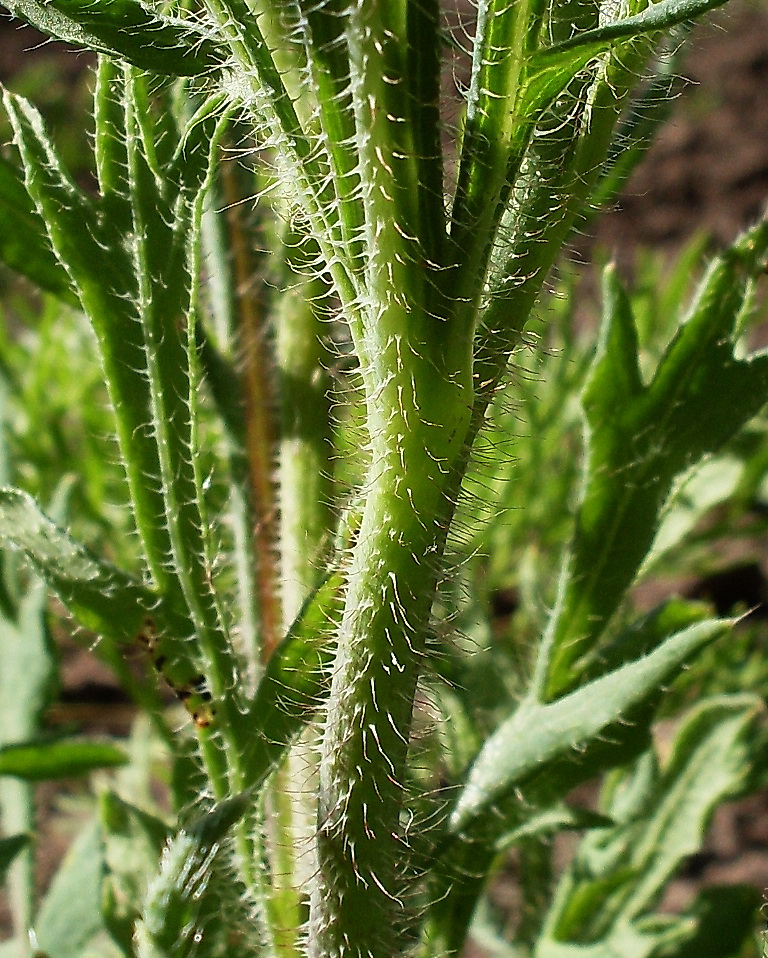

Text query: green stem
(201, 0), (362, 313)
(309, 338), (472, 955)
(276, 243), (336, 622)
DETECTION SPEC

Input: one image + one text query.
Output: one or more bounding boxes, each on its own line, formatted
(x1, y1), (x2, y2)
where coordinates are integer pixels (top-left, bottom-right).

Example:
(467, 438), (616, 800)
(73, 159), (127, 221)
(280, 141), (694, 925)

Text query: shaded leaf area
(0, 407), (61, 949)
(0, 833), (29, 884)
(0, 152), (76, 301)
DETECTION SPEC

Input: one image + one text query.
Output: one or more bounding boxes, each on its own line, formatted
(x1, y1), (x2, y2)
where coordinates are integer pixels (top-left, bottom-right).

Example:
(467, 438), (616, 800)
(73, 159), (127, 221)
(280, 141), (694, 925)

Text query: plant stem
(221, 162), (282, 664)
(276, 239), (335, 622)
(309, 330), (472, 954)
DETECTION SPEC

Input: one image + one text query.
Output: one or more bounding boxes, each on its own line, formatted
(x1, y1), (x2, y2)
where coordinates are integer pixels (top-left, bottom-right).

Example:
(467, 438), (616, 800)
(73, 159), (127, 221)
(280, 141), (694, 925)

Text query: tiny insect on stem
(136, 617), (217, 729)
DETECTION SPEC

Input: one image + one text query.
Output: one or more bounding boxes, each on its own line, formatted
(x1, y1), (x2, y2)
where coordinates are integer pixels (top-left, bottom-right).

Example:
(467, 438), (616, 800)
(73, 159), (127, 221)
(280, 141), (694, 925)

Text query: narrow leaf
(3, 0), (225, 76)
(2, 89), (131, 304)
(541, 0), (731, 56)
(449, 618), (730, 833)
(0, 488), (154, 640)
(242, 568), (344, 789)
(0, 739), (127, 779)
(2, 91), (181, 597)
(34, 820), (105, 958)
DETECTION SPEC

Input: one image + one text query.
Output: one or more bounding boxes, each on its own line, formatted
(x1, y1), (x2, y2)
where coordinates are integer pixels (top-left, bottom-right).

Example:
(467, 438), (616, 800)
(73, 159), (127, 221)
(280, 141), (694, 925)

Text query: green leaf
(0, 834), (29, 884)
(134, 791), (253, 957)
(540, 696), (760, 949)
(2, 0), (226, 76)
(535, 917), (693, 958)
(241, 567), (344, 789)
(643, 455), (744, 571)
(424, 610), (730, 955)
(100, 792), (171, 954)
(0, 489), (216, 728)
(540, 0), (731, 57)
(2, 89), (181, 599)
(34, 820), (106, 958)
(542, 220), (768, 697)
(520, 0), (730, 131)
(617, 695), (758, 919)
(2, 90), (135, 312)
(0, 488), (154, 640)
(125, 73), (221, 632)
(0, 152), (76, 302)
(495, 806), (613, 853)
(0, 739), (128, 779)
(449, 618), (730, 834)
(675, 885), (762, 958)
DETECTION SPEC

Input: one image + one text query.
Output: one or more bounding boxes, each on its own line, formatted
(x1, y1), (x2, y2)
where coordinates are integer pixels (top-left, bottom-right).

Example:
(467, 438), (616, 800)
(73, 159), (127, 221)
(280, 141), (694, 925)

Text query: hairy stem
(309, 325), (472, 954)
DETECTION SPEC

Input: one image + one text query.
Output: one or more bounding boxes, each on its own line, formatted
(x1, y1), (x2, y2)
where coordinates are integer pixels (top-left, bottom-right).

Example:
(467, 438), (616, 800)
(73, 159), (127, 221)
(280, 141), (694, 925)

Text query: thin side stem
(220, 163), (282, 664)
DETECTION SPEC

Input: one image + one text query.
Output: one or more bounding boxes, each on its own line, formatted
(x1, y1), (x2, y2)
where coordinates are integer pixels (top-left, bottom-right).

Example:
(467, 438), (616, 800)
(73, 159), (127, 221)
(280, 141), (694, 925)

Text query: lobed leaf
(538, 695), (760, 951)
(541, 221), (768, 697)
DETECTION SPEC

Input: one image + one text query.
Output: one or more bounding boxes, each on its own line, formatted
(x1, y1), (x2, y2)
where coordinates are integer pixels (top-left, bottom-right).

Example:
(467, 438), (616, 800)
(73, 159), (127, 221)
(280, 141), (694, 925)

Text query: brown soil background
(2, 1), (768, 951)
(596, 0), (768, 253)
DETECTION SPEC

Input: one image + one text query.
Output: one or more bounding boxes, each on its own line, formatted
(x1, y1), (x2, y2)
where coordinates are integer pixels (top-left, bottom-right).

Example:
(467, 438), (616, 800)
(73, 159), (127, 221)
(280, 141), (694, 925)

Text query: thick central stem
(308, 317), (472, 956)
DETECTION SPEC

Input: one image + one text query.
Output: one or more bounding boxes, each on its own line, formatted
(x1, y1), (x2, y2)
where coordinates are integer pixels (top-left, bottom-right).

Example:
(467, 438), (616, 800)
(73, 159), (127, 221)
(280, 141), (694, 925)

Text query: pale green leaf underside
(34, 821), (106, 958)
